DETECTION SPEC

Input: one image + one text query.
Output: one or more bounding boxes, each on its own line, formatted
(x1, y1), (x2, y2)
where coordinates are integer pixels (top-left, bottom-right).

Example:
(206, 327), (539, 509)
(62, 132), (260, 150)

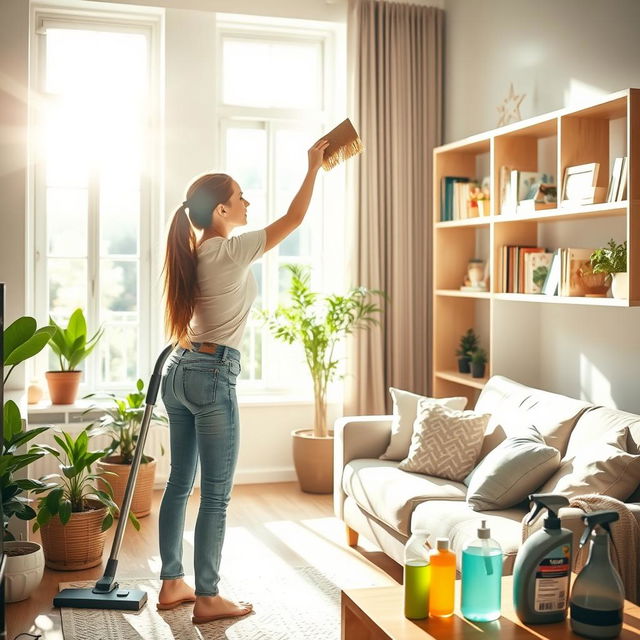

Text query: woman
(157, 138), (329, 624)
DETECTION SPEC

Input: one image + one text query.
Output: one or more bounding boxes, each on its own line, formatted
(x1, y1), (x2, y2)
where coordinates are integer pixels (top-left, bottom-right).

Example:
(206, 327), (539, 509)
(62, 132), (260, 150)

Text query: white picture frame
(561, 162), (600, 206)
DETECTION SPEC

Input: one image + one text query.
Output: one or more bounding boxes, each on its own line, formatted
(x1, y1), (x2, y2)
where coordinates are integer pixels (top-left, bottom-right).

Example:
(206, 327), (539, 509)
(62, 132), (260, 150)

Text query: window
(217, 16), (345, 393)
(32, 11), (161, 392)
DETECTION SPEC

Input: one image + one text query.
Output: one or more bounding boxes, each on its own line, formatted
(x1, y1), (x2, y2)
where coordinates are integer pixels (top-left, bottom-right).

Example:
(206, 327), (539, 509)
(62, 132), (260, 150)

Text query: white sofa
(334, 376), (640, 578)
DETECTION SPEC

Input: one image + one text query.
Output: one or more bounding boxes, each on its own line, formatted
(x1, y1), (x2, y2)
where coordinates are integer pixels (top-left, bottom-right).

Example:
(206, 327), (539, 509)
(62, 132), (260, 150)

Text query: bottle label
(571, 603), (623, 626)
(534, 544), (571, 613)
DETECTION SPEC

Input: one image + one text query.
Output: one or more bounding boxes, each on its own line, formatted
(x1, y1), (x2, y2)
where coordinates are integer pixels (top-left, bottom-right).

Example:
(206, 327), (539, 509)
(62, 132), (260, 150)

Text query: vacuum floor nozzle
(54, 587), (148, 610)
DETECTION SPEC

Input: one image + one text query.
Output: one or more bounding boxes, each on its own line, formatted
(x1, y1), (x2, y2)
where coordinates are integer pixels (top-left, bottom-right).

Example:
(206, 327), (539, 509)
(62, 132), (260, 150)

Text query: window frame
(29, 6), (164, 395)
(216, 15), (344, 395)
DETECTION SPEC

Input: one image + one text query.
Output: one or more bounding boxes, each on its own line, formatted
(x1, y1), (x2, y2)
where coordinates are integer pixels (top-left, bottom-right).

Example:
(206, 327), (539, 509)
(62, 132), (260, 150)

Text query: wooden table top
(343, 575), (640, 639)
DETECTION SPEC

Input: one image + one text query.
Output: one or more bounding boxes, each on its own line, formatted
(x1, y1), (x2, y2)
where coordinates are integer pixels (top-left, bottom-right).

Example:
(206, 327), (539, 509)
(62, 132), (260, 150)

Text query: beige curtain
(345, 0), (444, 416)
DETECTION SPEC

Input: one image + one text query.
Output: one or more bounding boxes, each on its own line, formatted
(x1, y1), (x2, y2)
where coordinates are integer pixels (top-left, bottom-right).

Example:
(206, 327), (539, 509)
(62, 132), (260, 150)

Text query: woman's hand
(308, 139), (330, 174)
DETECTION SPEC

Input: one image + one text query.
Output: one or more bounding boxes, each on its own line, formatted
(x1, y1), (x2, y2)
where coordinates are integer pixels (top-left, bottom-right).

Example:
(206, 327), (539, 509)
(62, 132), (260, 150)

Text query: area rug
(59, 566), (347, 640)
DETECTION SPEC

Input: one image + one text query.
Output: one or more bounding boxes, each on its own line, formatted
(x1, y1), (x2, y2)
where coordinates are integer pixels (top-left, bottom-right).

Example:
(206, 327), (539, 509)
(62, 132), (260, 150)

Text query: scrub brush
(320, 118), (364, 171)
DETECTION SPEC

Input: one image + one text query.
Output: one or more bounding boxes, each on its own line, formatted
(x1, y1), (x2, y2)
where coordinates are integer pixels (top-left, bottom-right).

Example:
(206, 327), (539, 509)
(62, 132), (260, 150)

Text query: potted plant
(590, 238), (627, 299)
(3, 315), (55, 601)
(260, 265), (384, 494)
(46, 308), (104, 404)
(456, 329), (479, 374)
(470, 348), (488, 379)
(87, 379), (167, 518)
(32, 425), (139, 570)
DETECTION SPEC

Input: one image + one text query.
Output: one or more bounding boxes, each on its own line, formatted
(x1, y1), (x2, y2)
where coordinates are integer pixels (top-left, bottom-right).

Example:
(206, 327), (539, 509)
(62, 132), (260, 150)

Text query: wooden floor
(7, 483), (401, 639)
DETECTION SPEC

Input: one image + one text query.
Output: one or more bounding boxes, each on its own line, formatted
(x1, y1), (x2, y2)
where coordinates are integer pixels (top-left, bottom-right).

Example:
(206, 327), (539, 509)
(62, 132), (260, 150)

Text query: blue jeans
(158, 344), (241, 596)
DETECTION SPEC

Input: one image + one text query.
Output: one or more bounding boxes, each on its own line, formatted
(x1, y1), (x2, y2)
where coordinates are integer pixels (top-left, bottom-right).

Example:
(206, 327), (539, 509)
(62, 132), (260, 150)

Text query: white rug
(60, 566), (352, 640)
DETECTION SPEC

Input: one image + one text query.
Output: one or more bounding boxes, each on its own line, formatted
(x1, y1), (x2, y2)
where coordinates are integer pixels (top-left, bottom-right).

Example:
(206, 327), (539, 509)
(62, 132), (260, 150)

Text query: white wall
(444, 0), (640, 412)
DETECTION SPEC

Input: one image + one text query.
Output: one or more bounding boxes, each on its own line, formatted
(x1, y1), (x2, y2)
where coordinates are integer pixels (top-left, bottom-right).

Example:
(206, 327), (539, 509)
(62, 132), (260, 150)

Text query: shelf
(435, 216), (493, 228)
(494, 201), (627, 223)
(435, 370), (489, 390)
(436, 289), (491, 299)
(493, 293), (631, 306)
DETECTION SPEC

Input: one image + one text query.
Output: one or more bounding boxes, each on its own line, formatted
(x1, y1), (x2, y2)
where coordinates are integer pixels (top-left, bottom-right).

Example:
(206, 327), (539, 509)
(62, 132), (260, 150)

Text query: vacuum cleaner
(53, 345), (174, 611)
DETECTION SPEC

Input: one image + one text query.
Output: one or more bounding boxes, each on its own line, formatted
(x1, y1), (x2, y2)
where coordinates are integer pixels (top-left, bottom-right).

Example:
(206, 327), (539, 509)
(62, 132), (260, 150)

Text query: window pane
(223, 38), (321, 109)
(239, 322), (262, 381)
(99, 323), (138, 384)
(47, 187), (87, 257)
(101, 260), (138, 313)
(225, 127), (267, 230)
(48, 258), (87, 320)
(100, 188), (139, 256)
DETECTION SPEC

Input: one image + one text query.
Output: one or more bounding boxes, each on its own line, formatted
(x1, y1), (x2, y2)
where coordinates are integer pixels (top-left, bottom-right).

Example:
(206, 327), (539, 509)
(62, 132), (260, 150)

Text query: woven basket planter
(39, 500), (108, 571)
(97, 456), (156, 518)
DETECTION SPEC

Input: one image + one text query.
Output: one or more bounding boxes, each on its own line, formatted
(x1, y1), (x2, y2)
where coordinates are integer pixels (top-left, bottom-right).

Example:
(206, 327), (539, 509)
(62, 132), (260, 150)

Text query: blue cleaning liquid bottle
(461, 519), (503, 621)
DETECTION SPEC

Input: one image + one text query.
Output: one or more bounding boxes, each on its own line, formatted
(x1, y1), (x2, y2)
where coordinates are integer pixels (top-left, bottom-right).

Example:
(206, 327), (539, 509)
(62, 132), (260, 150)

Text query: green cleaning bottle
(570, 511), (624, 638)
(403, 529), (431, 619)
(513, 493), (572, 624)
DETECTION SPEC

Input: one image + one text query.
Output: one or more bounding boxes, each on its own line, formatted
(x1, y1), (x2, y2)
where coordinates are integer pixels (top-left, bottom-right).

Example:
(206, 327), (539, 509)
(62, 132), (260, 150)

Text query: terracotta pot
(39, 501), (108, 570)
(291, 428), (334, 494)
(97, 456), (156, 518)
(4, 541), (44, 602)
(45, 370), (82, 404)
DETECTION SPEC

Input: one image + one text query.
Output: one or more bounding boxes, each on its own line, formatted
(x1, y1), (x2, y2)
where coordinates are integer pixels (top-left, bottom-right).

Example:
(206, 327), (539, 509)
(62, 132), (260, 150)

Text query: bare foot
(192, 594), (253, 623)
(158, 577), (196, 608)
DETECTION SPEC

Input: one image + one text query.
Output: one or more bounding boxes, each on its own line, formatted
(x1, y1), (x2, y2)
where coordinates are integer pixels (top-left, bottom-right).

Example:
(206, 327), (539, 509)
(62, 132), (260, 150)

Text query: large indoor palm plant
(261, 264), (384, 493)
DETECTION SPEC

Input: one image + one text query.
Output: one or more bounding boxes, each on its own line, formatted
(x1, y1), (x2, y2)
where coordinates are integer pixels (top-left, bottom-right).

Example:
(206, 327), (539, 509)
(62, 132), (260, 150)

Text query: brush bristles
(322, 137), (365, 171)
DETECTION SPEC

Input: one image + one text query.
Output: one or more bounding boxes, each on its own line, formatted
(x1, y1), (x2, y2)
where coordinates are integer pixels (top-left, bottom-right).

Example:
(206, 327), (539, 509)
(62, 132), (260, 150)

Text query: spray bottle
(513, 493), (572, 624)
(570, 511), (624, 639)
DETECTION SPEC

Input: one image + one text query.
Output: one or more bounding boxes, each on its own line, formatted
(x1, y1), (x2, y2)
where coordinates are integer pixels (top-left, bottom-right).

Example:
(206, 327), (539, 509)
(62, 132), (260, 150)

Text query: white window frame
(29, 5), (164, 395)
(216, 14), (346, 395)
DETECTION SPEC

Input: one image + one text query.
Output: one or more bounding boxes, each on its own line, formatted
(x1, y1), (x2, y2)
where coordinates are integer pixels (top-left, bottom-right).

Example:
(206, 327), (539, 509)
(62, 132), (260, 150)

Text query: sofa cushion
(380, 388), (468, 461)
(399, 401), (489, 482)
(410, 500), (526, 574)
(539, 428), (640, 501)
(342, 459), (467, 535)
(474, 375), (591, 461)
(465, 425), (561, 511)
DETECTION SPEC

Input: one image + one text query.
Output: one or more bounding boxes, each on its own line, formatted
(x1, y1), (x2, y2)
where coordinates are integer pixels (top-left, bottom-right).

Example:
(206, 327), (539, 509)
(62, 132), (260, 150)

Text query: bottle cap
(436, 537), (449, 550)
(478, 519), (490, 539)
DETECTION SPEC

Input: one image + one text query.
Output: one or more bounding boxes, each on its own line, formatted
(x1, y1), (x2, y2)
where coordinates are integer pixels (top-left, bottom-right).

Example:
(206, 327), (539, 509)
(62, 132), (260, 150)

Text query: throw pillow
(380, 387), (467, 461)
(465, 424), (561, 511)
(539, 429), (640, 501)
(398, 400), (490, 482)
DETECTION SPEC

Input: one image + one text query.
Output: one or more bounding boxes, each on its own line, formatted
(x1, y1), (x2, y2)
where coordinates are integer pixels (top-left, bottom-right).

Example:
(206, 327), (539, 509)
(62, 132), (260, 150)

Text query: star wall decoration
(497, 82), (526, 127)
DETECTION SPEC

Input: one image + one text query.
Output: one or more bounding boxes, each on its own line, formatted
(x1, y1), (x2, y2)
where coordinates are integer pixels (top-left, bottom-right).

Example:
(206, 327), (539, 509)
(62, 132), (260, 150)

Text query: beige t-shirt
(189, 229), (266, 349)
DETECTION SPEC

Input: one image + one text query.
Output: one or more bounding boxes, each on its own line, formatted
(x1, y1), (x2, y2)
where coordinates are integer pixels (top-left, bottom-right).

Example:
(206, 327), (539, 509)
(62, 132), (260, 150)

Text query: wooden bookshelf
(432, 88), (639, 402)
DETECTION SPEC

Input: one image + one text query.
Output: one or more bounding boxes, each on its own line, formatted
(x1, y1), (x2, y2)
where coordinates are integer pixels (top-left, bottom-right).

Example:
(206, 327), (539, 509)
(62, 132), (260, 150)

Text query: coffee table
(341, 575), (640, 639)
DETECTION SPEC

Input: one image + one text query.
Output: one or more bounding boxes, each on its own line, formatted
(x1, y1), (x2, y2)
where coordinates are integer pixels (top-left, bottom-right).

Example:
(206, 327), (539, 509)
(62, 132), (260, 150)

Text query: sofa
(334, 376), (640, 581)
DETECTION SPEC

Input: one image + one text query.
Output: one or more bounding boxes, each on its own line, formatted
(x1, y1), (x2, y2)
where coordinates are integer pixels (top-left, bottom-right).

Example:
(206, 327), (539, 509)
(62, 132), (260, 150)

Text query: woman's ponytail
(163, 204), (198, 345)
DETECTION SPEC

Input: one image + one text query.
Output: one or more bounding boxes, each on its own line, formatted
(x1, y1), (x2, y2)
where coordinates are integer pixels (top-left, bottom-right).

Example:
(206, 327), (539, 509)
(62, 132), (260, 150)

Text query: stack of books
(440, 177), (489, 221)
(500, 246), (554, 293)
(606, 157), (628, 202)
(498, 167), (555, 215)
(541, 248), (595, 296)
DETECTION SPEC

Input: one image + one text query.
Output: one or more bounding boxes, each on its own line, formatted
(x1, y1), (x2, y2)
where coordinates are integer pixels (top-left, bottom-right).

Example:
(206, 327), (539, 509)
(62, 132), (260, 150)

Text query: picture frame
(560, 162), (600, 206)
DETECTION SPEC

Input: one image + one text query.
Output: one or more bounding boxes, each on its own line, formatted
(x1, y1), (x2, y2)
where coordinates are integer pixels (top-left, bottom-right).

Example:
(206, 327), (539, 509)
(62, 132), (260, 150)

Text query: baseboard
(234, 467), (298, 485)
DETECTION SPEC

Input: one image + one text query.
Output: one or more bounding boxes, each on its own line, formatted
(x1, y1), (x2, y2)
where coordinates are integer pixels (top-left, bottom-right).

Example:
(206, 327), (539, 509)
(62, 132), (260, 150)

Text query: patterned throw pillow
(398, 400), (490, 482)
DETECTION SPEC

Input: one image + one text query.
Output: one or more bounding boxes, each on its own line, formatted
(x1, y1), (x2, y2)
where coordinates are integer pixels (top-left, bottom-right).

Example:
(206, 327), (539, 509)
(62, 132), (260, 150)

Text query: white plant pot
(5, 541), (45, 603)
(611, 272), (628, 300)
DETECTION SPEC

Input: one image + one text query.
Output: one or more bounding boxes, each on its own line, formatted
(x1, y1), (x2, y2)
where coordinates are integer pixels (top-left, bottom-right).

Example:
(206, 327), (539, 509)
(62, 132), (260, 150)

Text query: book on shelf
(607, 157), (624, 202)
(560, 247), (595, 296)
(524, 251), (554, 294)
(501, 170), (555, 215)
(440, 176), (469, 221)
(500, 244), (548, 293)
(616, 157), (628, 201)
(542, 250), (561, 296)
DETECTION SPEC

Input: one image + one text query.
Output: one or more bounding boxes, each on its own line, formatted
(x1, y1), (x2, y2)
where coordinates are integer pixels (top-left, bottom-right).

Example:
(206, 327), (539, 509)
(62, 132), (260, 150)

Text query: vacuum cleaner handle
(95, 344), (175, 593)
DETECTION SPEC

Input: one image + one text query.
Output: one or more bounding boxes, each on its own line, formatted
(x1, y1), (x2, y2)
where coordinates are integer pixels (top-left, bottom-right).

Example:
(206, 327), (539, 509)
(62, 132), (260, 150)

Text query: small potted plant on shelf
(46, 308), (104, 404)
(3, 314), (55, 601)
(470, 348), (488, 379)
(455, 329), (479, 374)
(590, 238), (628, 300)
(33, 425), (140, 570)
(260, 264), (385, 494)
(88, 379), (167, 518)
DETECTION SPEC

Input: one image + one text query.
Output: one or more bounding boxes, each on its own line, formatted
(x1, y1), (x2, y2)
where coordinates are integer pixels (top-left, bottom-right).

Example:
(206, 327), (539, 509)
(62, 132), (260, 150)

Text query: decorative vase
(578, 269), (611, 297)
(45, 370), (82, 404)
(27, 379), (45, 405)
(97, 456), (156, 518)
(39, 501), (108, 570)
(611, 272), (628, 300)
(291, 428), (334, 494)
(4, 541), (45, 602)
(457, 356), (471, 374)
(471, 361), (486, 379)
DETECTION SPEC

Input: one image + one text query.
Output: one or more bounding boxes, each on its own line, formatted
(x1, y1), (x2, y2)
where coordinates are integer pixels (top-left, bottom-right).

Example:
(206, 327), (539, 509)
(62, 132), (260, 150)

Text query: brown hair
(162, 173), (234, 345)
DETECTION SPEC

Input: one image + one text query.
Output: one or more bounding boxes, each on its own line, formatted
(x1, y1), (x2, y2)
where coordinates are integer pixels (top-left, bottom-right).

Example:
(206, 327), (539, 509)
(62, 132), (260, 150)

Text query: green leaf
(46, 487), (64, 514)
(58, 500), (72, 524)
(3, 317), (36, 365)
(36, 505), (52, 527)
(15, 504), (37, 521)
(3, 400), (22, 443)
(66, 308), (87, 344)
(128, 511), (141, 531)
(101, 513), (114, 532)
